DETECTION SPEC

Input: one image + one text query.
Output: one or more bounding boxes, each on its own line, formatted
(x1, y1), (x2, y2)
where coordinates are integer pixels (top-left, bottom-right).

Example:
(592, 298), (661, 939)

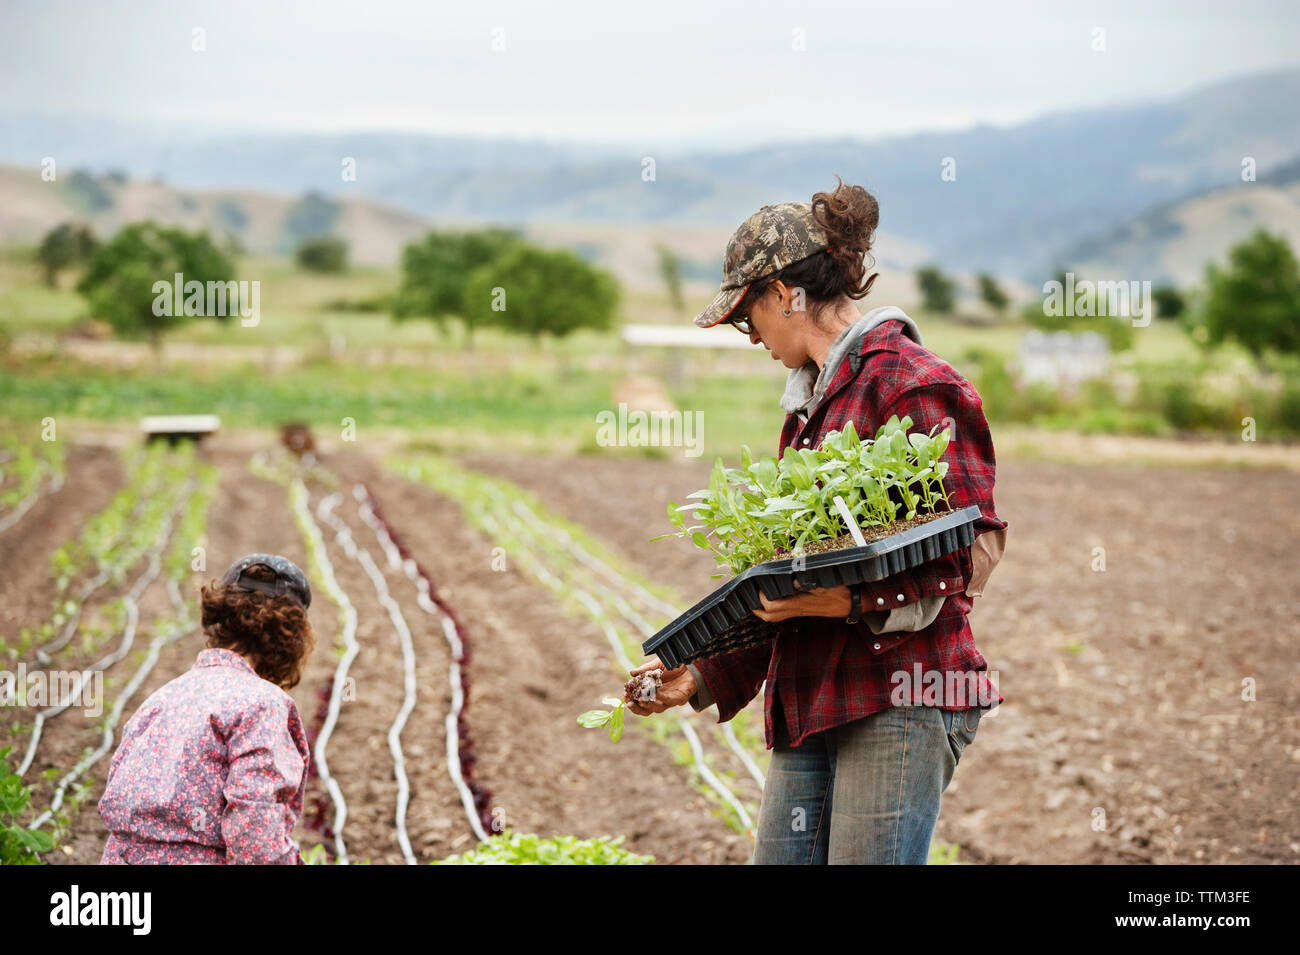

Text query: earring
(782, 307), (792, 317)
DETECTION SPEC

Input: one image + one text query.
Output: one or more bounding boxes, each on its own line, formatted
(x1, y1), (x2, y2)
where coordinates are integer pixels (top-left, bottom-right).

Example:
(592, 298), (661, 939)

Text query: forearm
(687, 638), (771, 722)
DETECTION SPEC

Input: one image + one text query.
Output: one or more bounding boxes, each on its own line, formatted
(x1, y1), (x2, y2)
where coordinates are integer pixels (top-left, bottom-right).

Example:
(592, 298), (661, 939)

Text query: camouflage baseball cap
(693, 201), (831, 328)
(219, 553), (311, 610)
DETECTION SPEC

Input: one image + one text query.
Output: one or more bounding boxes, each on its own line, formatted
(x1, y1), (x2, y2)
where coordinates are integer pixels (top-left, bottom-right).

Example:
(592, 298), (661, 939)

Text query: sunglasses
(729, 316), (754, 335)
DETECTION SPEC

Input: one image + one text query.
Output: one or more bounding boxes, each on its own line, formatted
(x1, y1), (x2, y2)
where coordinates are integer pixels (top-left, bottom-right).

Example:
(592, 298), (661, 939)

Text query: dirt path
(459, 450), (1300, 864)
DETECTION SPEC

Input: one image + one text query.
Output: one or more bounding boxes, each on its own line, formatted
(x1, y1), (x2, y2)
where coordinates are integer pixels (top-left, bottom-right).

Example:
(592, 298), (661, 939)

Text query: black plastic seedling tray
(643, 504), (982, 669)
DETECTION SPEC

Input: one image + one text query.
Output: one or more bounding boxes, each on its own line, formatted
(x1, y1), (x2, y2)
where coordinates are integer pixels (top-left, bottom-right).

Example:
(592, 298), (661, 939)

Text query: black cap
(219, 553), (311, 610)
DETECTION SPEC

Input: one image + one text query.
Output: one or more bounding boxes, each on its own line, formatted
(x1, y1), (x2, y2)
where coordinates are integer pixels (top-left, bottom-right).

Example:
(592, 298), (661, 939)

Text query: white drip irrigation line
(476, 508), (755, 832)
(599, 585), (768, 794)
(33, 464), (175, 666)
(432, 611), (489, 841)
(32, 578), (196, 830)
(0, 491), (39, 534)
(317, 490), (418, 865)
(593, 586), (766, 793)
(353, 484), (490, 845)
(719, 723), (767, 793)
(0, 458), (65, 534)
(490, 500), (768, 793)
(503, 495), (680, 621)
(568, 593), (755, 833)
(34, 571), (113, 666)
(291, 479), (359, 865)
(17, 482), (191, 779)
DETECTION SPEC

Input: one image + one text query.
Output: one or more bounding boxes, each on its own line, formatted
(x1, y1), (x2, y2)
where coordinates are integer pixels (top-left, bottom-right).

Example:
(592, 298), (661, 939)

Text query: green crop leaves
(0, 746), (55, 863)
(657, 416), (953, 574)
(577, 697), (627, 742)
(433, 829), (652, 865)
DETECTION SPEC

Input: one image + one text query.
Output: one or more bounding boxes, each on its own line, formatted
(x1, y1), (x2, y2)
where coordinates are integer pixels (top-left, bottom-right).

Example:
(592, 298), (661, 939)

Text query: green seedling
(577, 697), (627, 742)
(434, 828), (652, 865)
(655, 415), (953, 575)
(0, 746), (55, 863)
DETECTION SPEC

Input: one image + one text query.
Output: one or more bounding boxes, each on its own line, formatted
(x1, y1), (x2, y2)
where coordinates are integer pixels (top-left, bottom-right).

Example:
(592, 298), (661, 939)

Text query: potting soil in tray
(643, 504), (982, 669)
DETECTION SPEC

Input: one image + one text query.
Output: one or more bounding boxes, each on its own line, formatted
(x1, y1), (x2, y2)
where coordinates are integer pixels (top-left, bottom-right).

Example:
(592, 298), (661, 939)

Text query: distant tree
(916, 265), (955, 314)
(1151, 285), (1186, 321)
(655, 243), (685, 317)
(284, 191), (341, 245)
(1198, 229), (1300, 361)
(36, 223), (97, 287)
(461, 245), (619, 343)
(394, 228), (524, 344)
(77, 222), (235, 351)
(296, 236), (349, 273)
(976, 273), (1009, 314)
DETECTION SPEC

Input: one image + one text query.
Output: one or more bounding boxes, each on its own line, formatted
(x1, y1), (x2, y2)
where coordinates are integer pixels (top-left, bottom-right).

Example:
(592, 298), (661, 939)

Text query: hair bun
(811, 175), (880, 299)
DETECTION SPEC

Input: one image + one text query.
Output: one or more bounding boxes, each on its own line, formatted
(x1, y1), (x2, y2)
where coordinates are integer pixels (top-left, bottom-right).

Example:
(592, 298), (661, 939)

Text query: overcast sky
(3, 0), (1298, 151)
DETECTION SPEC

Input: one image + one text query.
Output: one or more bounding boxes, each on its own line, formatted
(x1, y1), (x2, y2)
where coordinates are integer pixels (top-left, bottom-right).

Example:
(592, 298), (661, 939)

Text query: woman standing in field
(628, 177), (1008, 865)
(98, 554), (316, 865)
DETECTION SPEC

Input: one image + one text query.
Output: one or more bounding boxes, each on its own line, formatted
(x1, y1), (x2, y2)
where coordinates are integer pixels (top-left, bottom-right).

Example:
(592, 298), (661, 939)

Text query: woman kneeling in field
(98, 554), (316, 865)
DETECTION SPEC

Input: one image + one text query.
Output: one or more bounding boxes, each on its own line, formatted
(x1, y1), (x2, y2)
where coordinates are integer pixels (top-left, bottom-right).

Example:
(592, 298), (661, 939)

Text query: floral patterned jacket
(98, 648), (309, 865)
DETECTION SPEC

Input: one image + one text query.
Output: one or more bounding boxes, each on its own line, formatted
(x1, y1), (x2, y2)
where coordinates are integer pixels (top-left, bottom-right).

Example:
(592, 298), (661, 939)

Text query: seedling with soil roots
(577, 669), (663, 743)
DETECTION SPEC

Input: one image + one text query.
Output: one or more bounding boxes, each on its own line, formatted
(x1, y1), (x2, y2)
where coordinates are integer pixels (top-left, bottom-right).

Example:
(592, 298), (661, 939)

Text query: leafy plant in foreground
(577, 670), (664, 743)
(433, 829), (652, 865)
(0, 747), (54, 864)
(577, 697), (627, 742)
(655, 415), (953, 575)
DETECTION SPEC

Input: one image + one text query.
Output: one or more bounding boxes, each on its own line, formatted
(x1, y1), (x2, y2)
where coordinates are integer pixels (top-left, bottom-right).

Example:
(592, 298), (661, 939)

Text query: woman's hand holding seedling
(576, 658), (697, 741)
(624, 658), (696, 717)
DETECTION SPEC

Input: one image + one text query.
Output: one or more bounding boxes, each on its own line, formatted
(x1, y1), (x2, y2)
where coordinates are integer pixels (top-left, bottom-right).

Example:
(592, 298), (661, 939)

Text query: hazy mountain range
(1059, 152), (1300, 287)
(2, 67), (1298, 285)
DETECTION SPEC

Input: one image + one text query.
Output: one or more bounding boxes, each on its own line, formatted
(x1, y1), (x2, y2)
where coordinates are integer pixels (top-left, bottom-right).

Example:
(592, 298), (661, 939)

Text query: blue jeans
(752, 705), (985, 864)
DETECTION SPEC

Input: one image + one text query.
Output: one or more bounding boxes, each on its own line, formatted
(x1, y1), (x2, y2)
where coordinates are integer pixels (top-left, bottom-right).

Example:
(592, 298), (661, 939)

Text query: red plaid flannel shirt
(691, 319), (1007, 749)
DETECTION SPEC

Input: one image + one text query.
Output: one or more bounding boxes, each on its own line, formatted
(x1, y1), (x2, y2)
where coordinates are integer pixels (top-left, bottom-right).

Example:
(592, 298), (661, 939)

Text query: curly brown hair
(201, 563), (316, 689)
(736, 174), (881, 326)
